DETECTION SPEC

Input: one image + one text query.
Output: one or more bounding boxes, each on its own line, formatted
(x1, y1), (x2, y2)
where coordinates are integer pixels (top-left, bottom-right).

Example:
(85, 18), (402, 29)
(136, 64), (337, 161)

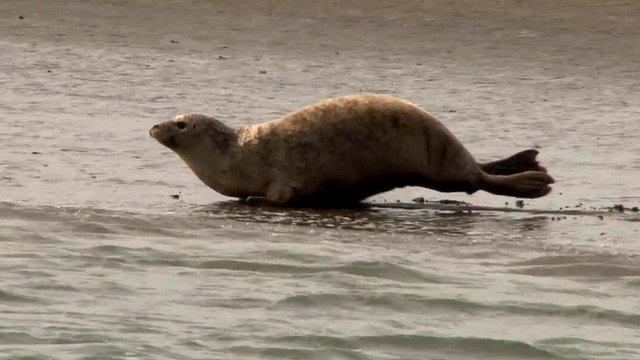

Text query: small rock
(412, 197), (425, 204)
(170, 194), (180, 199)
(438, 199), (466, 205)
(448, 109), (457, 113)
(46, 70), (52, 73)
(218, 55), (226, 60)
(19, 15), (24, 19)
(170, 40), (179, 44)
(632, 206), (639, 212)
(612, 204), (625, 212)
(258, 70), (267, 74)
(515, 200), (525, 208)
(598, 215), (603, 220)
(32, 151), (41, 155)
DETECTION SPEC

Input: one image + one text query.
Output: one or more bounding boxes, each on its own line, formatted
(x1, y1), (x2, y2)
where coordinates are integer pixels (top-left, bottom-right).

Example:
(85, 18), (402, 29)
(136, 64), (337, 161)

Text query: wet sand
(1, 1), (640, 359)
(1, 0), (639, 210)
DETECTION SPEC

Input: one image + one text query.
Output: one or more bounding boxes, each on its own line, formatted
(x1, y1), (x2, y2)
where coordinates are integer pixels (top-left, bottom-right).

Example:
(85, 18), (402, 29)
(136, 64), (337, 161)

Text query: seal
(150, 94), (554, 205)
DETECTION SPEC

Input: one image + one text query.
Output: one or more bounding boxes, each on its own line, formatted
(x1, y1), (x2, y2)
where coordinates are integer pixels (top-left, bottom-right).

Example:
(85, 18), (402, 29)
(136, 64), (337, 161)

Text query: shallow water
(1, 0), (640, 359)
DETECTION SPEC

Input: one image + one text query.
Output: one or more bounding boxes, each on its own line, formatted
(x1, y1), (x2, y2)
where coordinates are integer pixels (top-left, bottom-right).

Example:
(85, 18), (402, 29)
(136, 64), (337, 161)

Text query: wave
(274, 292), (640, 328)
(0, 332), (103, 345)
(136, 259), (449, 283)
(508, 254), (634, 266)
(238, 334), (562, 360)
(510, 263), (640, 277)
(0, 289), (43, 304)
(229, 345), (369, 360)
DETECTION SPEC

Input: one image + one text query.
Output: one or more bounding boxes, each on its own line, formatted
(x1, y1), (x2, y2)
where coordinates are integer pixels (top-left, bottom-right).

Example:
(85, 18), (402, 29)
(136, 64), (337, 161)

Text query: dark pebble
(32, 151), (41, 155)
(438, 199), (466, 205)
(612, 204), (625, 212)
(19, 15), (24, 19)
(515, 200), (525, 208)
(171, 194), (180, 199)
(170, 40), (179, 44)
(412, 197), (425, 204)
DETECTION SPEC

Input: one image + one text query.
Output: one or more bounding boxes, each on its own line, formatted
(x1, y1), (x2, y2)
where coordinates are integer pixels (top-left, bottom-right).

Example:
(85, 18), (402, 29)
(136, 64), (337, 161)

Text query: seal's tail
(480, 149), (547, 175)
(480, 171), (555, 198)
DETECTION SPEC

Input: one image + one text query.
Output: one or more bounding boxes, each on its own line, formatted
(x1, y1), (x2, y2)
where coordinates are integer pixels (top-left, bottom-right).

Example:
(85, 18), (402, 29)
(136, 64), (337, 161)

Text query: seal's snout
(150, 121), (179, 149)
(149, 124), (160, 138)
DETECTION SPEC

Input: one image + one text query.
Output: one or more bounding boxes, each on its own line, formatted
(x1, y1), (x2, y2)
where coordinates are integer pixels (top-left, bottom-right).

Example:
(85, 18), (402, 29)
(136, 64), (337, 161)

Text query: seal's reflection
(195, 201), (550, 236)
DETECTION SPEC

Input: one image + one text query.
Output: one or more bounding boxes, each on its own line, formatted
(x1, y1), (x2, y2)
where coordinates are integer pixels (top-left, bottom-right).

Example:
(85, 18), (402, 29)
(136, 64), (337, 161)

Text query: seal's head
(150, 114), (240, 194)
(149, 114), (236, 157)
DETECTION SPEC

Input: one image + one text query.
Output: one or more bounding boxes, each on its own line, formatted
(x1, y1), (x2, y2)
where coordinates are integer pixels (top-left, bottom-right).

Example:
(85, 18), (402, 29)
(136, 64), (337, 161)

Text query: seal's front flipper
(265, 180), (296, 205)
(480, 149), (547, 175)
(243, 196), (283, 207)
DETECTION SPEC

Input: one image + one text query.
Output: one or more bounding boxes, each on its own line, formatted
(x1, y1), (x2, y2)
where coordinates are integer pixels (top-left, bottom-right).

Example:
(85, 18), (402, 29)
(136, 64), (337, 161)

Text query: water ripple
(275, 292), (640, 328)
(136, 259), (449, 283)
(0, 289), (44, 304)
(247, 334), (563, 359)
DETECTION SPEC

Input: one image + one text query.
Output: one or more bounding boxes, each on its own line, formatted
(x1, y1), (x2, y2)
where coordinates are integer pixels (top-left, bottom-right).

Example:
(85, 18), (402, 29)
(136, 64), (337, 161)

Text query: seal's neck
(177, 128), (242, 196)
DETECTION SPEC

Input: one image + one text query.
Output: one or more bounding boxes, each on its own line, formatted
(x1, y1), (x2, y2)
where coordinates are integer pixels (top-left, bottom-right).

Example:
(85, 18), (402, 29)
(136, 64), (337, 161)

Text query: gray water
(1, 0), (640, 359)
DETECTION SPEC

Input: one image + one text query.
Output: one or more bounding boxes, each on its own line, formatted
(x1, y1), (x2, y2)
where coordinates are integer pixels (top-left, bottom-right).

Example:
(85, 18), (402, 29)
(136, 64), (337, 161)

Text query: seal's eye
(175, 121), (187, 130)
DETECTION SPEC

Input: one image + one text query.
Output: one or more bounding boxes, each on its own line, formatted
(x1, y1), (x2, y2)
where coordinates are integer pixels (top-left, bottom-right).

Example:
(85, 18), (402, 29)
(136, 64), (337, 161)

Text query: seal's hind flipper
(480, 149), (547, 175)
(480, 171), (555, 199)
